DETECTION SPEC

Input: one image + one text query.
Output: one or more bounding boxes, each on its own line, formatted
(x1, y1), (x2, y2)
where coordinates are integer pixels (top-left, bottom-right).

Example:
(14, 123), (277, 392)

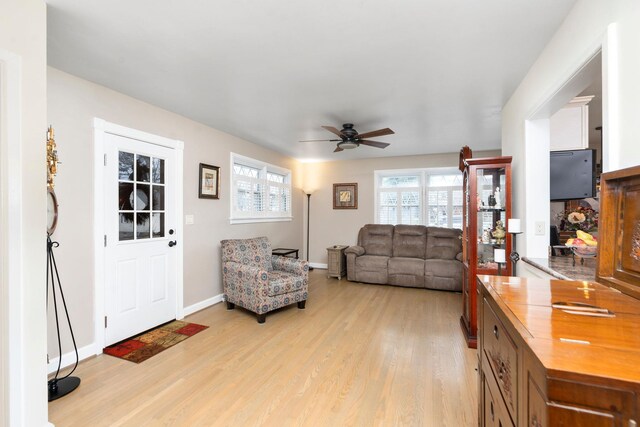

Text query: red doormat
(103, 320), (208, 363)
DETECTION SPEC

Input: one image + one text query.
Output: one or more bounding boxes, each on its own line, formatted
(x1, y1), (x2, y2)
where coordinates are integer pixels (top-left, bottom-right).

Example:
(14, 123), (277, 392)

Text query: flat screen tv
(550, 149), (595, 201)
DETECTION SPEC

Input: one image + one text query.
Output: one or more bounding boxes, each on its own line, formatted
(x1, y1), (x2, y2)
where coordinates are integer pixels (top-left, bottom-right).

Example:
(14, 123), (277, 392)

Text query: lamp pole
(306, 193), (313, 270)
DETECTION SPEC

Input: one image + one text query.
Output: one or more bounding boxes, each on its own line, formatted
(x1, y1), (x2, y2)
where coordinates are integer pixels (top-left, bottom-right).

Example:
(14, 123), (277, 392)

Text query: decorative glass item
(488, 194), (496, 207)
(494, 187), (502, 209)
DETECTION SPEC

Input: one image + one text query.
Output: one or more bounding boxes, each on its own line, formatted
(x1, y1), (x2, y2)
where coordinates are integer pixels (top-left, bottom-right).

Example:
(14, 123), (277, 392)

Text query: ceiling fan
(300, 123), (394, 152)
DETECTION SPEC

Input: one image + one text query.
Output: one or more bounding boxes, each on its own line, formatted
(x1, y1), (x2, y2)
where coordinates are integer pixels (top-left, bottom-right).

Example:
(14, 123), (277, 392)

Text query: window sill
(230, 217), (293, 225)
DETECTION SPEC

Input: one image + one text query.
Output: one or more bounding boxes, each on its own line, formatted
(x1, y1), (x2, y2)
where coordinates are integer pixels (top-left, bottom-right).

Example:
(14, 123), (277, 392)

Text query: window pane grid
(376, 171), (462, 228)
(119, 151), (166, 241)
(231, 156), (292, 220)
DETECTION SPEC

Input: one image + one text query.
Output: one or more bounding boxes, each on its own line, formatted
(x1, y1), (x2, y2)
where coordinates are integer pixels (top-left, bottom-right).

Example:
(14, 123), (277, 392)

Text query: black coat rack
(47, 235), (80, 401)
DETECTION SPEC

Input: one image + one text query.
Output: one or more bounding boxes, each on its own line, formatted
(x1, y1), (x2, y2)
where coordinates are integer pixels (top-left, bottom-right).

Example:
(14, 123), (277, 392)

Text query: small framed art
(333, 183), (358, 209)
(199, 163), (220, 199)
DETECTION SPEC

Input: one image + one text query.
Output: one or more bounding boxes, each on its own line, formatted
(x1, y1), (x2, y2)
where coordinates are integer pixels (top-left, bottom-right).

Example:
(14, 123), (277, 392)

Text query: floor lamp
(306, 193), (314, 270)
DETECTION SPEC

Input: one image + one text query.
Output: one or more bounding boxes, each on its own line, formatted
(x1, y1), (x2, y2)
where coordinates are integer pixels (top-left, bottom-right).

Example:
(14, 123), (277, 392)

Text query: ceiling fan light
(339, 141), (358, 150)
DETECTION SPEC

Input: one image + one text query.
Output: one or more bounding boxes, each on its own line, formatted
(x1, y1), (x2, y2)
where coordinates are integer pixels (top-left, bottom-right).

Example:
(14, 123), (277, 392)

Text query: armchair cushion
(221, 236), (273, 271)
(268, 270), (306, 296)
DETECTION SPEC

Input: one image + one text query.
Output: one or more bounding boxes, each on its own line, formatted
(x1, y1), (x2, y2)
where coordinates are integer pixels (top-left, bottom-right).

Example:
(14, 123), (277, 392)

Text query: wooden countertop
(479, 274), (640, 385)
(522, 255), (597, 281)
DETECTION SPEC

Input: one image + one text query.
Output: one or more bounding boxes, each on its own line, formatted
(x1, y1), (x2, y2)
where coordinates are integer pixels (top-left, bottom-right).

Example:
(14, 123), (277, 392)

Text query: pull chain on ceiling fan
(300, 123), (395, 152)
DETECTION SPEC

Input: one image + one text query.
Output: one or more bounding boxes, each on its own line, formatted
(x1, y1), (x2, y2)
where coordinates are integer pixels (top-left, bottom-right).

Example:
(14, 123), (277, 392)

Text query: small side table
(272, 248), (299, 259)
(327, 245), (348, 280)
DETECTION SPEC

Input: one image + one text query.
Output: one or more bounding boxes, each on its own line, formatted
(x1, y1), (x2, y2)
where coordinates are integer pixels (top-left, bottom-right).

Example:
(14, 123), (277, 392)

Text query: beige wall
(0, 0), (47, 425)
(302, 150), (500, 265)
(502, 0), (640, 259)
(47, 67), (303, 353)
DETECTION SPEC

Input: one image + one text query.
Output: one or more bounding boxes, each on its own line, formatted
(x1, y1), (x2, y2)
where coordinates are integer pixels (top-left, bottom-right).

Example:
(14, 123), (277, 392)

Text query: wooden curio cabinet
(459, 146), (512, 348)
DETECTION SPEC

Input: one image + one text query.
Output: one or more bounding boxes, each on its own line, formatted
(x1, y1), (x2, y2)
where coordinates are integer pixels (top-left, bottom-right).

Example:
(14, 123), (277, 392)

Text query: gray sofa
(344, 224), (463, 291)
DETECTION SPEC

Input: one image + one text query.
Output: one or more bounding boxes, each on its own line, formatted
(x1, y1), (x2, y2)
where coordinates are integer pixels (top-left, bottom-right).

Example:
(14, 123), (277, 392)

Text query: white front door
(104, 133), (178, 346)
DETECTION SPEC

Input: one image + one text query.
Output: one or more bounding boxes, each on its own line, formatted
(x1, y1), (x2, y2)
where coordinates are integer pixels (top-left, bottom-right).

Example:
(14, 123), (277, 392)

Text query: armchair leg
(256, 313), (266, 324)
(297, 300), (306, 309)
(226, 301), (235, 310)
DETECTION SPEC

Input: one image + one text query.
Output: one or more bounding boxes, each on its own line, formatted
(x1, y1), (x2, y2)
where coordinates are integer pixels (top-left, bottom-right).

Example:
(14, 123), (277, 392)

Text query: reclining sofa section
(344, 224), (463, 291)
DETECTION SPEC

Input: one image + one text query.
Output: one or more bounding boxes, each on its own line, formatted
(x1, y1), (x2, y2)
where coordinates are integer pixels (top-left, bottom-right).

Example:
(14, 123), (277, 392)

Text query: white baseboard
(183, 293), (224, 317)
(309, 263), (328, 269)
(47, 342), (99, 374)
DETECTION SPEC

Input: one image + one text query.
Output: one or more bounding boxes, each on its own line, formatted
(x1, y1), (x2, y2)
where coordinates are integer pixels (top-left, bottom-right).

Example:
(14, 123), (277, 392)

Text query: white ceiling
(46, 0), (576, 161)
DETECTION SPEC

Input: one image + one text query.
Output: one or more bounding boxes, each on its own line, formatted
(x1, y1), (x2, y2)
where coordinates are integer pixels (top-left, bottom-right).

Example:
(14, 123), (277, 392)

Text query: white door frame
(93, 118), (184, 351)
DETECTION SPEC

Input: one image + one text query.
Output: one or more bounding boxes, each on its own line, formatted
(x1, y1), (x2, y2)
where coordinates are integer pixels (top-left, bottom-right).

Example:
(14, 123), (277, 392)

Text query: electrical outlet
(535, 221), (545, 236)
(185, 214), (194, 225)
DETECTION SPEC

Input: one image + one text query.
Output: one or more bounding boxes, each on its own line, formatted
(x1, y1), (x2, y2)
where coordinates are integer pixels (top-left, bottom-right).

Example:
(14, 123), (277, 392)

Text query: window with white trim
(230, 153), (292, 223)
(375, 168), (463, 229)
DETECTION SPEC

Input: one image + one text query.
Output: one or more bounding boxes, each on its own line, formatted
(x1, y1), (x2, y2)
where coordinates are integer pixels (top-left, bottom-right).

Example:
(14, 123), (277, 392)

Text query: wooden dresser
(477, 165), (640, 426)
(478, 275), (640, 426)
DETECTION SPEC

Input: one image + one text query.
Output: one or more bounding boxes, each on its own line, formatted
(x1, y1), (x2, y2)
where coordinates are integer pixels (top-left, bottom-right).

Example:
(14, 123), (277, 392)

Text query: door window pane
(136, 213), (150, 239)
(152, 212), (165, 238)
(119, 152), (134, 181)
(134, 184), (150, 211)
(119, 213), (134, 241)
(136, 155), (151, 182)
(119, 183), (134, 210)
(152, 158), (164, 184)
(152, 186), (165, 210)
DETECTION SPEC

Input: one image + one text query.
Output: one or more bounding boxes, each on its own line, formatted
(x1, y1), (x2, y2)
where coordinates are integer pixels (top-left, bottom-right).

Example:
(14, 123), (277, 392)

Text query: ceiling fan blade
(299, 139), (341, 142)
(334, 146), (344, 152)
(359, 140), (390, 149)
(322, 126), (345, 137)
(355, 128), (394, 139)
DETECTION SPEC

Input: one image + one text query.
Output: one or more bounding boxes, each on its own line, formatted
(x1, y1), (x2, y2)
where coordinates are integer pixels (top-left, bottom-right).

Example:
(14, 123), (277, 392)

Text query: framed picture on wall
(333, 183), (358, 209)
(199, 163), (220, 199)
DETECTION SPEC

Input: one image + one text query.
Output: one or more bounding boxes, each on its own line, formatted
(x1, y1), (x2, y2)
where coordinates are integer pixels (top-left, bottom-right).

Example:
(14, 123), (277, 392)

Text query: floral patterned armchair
(221, 237), (309, 323)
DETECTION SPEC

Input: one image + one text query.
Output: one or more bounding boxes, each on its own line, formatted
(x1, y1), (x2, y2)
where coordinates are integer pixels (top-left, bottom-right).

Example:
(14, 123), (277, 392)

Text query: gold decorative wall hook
(47, 125), (60, 189)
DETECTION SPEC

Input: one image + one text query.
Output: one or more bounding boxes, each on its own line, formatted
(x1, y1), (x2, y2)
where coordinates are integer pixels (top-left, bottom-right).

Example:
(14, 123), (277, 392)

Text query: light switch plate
(185, 214), (194, 225)
(535, 221), (545, 235)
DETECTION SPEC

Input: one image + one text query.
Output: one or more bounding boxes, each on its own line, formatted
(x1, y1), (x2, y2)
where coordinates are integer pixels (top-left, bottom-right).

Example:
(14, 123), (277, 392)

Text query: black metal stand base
(48, 376), (81, 402)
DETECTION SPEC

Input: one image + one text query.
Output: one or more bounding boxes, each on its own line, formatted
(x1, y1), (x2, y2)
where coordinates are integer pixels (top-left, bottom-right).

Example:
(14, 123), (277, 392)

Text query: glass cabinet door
(475, 167), (506, 271)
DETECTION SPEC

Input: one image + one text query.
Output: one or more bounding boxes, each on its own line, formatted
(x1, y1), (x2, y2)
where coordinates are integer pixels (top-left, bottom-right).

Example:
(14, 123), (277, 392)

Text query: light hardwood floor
(49, 270), (478, 426)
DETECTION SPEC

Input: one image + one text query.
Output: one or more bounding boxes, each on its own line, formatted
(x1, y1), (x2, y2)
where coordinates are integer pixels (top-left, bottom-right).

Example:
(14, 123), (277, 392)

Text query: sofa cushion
(425, 227), (462, 260)
(424, 259), (462, 291)
(359, 224), (394, 257)
(354, 255), (389, 284)
(392, 225), (427, 259)
(388, 257), (425, 288)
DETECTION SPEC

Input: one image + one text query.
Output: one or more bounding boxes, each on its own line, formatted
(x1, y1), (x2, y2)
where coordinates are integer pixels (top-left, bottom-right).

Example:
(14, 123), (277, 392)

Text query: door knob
(168, 240), (177, 247)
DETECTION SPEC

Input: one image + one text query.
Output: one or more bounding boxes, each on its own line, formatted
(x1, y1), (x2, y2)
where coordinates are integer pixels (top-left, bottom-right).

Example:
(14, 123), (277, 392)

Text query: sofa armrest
(345, 245), (365, 256)
(222, 261), (269, 292)
(272, 256), (309, 276)
(456, 252), (463, 262)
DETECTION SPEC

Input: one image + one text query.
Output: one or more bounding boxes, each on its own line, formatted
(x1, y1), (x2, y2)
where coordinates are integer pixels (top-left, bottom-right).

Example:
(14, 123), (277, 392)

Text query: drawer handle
(493, 325), (499, 339)
(490, 401), (494, 421)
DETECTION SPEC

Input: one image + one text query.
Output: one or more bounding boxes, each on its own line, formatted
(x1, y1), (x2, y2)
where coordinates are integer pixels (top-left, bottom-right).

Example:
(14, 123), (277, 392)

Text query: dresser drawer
(482, 298), (518, 422)
(483, 358), (515, 427)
